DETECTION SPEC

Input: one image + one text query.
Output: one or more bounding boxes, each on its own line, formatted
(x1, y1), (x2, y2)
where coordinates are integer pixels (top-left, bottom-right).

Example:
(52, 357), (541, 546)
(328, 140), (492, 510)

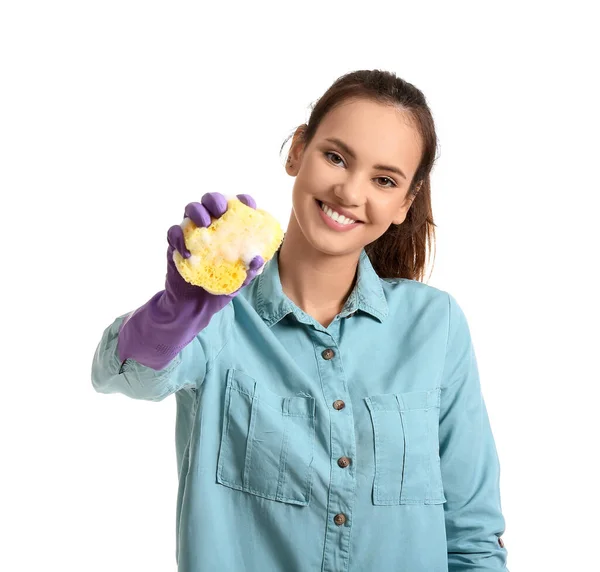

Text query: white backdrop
(1, 1), (598, 570)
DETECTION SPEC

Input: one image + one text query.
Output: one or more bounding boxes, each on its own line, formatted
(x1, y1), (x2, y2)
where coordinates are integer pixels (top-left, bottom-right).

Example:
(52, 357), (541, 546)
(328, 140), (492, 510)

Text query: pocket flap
(367, 387), (441, 412)
(227, 369), (315, 417)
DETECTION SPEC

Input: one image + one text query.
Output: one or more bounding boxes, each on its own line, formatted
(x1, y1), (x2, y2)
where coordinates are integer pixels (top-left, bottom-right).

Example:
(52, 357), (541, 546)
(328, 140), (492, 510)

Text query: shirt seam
(440, 291), (468, 393)
(439, 292), (453, 391)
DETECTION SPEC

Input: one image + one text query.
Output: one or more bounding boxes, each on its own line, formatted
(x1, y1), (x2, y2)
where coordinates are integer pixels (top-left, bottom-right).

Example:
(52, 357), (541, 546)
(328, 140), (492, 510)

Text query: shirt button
(498, 537), (505, 548)
(333, 513), (346, 526)
(337, 456), (351, 468)
(322, 348), (335, 360)
(333, 400), (345, 410)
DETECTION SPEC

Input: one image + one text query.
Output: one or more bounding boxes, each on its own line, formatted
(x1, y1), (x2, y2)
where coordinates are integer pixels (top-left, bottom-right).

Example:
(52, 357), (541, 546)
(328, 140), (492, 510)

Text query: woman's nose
(333, 178), (363, 206)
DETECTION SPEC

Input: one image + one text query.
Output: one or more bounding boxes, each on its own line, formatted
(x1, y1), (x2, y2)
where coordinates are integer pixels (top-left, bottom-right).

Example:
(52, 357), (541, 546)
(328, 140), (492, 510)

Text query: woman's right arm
(90, 304), (232, 402)
(90, 192), (263, 402)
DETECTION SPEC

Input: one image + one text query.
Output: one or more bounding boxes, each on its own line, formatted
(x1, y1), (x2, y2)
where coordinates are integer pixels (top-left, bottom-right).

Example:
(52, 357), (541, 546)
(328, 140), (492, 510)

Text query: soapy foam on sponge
(173, 197), (284, 295)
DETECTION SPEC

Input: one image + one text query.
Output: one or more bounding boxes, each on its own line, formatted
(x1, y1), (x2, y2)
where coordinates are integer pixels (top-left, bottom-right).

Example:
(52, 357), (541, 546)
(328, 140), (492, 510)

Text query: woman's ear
(285, 125), (307, 176)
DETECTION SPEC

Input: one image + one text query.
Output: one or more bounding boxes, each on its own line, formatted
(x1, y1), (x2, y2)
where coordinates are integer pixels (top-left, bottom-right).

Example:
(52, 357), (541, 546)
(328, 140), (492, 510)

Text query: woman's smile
(315, 198), (364, 232)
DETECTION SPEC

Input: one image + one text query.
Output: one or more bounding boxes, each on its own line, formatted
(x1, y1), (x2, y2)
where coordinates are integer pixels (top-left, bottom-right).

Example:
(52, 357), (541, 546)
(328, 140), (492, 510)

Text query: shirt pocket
(365, 387), (446, 506)
(216, 368), (316, 506)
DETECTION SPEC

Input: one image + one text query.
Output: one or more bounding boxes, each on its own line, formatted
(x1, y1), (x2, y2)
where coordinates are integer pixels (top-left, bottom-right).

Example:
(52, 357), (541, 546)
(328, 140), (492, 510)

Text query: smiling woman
(92, 69), (508, 572)
(279, 74), (435, 283)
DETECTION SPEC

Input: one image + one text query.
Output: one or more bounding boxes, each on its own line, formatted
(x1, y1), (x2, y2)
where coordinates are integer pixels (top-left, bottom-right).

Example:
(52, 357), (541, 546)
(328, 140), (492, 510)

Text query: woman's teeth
(319, 201), (357, 225)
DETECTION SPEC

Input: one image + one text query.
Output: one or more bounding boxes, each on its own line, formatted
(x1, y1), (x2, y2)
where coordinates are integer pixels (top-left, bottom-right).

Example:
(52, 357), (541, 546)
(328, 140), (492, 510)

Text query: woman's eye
(376, 177), (397, 188)
(324, 151), (344, 165)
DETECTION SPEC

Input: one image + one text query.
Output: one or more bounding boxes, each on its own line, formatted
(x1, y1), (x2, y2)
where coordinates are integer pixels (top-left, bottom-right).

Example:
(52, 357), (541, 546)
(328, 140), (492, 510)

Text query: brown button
(333, 400), (345, 410)
(322, 348), (335, 360)
(333, 513), (346, 526)
(337, 456), (351, 468)
(498, 537), (505, 548)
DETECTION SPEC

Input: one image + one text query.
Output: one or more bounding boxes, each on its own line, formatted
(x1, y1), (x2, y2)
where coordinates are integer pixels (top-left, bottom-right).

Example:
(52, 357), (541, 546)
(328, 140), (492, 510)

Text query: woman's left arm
(439, 293), (509, 571)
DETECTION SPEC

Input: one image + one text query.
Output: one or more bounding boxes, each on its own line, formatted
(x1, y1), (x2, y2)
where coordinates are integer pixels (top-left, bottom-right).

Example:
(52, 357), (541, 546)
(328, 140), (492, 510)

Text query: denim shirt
(92, 248), (508, 572)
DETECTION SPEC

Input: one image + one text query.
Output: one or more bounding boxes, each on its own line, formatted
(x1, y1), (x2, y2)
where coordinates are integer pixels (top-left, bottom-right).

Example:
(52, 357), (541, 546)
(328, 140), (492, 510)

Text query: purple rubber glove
(117, 192), (265, 371)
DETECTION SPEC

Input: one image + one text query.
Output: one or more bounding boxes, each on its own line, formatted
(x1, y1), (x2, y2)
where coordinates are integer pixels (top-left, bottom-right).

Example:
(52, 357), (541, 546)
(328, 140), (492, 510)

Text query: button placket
(318, 342), (352, 544)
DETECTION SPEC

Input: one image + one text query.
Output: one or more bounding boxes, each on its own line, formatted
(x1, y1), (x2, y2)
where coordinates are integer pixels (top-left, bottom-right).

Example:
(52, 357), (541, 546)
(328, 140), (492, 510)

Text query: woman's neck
(277, 214), (361, 323)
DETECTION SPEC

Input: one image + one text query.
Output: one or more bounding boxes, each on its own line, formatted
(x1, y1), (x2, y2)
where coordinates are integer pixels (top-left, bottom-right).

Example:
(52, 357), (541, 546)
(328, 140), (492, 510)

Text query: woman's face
(286, 97), (423, 258)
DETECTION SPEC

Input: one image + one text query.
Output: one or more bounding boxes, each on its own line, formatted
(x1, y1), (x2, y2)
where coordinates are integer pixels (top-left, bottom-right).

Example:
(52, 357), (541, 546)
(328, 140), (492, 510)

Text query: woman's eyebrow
(324, 137), (407, 180)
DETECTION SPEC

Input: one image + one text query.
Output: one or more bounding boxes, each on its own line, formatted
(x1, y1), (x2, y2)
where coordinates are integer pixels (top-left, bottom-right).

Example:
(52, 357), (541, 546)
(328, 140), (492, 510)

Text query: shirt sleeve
(439, 292), (509, 571)
(91, 305), (232, 402)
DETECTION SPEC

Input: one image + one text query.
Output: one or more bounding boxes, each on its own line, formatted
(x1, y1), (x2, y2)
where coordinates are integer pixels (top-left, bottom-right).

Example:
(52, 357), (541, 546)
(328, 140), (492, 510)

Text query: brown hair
(280, 69), (439, 282)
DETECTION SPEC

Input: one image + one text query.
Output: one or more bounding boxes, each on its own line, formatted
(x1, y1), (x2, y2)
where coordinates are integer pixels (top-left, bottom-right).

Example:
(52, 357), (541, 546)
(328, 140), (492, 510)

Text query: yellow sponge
(172, 197), (284, 295)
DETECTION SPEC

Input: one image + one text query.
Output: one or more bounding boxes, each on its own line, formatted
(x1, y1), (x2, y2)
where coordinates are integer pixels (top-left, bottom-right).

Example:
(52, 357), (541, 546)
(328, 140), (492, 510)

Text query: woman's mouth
(315, 199), (364, 231)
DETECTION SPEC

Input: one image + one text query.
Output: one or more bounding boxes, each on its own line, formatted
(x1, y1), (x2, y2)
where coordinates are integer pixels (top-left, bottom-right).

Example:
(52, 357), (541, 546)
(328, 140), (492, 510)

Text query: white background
(1, 1), (598, 570)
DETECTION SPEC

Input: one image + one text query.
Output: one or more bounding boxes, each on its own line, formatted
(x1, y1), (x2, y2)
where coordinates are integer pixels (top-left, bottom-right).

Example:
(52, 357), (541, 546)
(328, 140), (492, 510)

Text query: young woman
(92, 69), (508, 571)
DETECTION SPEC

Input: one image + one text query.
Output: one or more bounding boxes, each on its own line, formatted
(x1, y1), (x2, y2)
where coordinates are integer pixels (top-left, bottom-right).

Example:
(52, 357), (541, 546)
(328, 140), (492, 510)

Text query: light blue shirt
(92, 247), (508, 571)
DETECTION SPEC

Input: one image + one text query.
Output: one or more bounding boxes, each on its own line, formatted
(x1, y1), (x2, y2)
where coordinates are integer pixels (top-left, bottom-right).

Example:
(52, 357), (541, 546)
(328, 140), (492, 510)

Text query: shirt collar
(252, 246), (389, 328)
